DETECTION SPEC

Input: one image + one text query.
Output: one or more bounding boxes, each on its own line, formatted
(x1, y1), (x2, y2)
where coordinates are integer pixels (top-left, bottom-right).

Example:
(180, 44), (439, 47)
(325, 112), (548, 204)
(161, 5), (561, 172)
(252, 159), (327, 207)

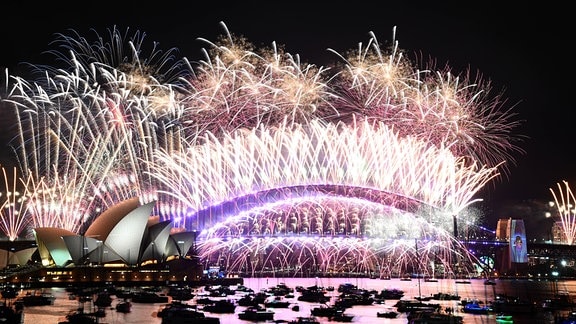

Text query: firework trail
(0, 166), (33, 240)
(550, 181), (576, 245)
(0, 22), (524, 276)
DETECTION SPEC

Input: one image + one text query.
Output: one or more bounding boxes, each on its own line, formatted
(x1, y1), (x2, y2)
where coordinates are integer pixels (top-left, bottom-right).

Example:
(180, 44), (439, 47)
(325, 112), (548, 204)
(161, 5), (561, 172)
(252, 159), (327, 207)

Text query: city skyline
(0, 3), (573, 231)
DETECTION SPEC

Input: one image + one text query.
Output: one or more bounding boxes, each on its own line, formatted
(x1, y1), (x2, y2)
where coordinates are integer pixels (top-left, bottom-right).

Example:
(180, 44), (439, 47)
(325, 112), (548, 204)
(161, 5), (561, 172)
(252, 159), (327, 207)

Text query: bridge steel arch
(192, 184), (476, 279)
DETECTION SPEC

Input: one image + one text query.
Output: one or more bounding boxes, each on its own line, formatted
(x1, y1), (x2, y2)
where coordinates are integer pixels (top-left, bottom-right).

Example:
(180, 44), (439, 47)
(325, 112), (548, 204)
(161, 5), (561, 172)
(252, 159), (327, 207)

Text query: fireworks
(550, 181), (576, 245)
(0, 23), (524, 276)
(0, 167), (32, 240)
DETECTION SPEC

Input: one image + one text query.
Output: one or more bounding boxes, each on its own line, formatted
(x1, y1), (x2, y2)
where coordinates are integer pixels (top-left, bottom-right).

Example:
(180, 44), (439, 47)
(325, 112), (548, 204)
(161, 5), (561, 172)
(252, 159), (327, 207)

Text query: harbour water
(16, 277), (576, 323)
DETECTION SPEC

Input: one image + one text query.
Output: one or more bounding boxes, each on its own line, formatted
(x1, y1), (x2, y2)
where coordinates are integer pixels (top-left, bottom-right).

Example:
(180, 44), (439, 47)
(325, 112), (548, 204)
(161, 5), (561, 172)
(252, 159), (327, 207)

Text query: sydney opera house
(32, 198), (195, 267)
(0, 197), (202, 285)
(0, 24), (531, 284)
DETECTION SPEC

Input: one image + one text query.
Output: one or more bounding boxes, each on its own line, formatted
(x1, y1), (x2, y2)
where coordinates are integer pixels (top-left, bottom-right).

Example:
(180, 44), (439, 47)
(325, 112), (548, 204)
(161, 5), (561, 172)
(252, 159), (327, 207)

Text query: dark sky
(0, 2), (572, 226)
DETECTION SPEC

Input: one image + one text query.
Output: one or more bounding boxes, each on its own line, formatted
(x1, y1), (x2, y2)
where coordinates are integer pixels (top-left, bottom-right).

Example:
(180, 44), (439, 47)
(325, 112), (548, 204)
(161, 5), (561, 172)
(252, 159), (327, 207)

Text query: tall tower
(495, 219), (510, 241)
(495, 218), (528, 275)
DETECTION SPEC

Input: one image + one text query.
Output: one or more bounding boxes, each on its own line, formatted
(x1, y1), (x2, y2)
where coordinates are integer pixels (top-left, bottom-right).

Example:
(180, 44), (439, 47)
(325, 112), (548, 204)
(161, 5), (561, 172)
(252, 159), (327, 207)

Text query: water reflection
(18, 277), (575, 324)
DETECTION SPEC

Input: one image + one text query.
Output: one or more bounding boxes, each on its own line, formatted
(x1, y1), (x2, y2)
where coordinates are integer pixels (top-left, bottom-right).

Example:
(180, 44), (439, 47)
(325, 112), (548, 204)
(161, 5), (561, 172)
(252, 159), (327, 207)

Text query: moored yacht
(237, 305), (275, 321)
(157, 301), (219, 324)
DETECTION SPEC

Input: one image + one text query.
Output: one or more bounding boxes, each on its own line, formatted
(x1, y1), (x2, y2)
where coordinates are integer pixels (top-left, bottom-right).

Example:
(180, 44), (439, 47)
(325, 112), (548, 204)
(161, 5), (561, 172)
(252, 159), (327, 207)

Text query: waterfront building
(552, 221), (568, 244)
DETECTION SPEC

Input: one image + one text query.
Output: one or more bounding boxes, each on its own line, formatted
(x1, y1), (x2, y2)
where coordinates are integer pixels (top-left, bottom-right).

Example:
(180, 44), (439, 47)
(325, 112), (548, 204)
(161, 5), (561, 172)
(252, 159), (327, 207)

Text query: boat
(266, 282), (294, 296)
(462, 301), (491, 314)
(131, 291), (169, 303)
(394, 299), (441, 313)
(115, 288), (136, 299)
(414, 295), (433, 301)
(335, 295), (373, 308)
(237, 305), (275, 321)
(331, 311), (354, 322)
(264, 296), (291, 308)
(290, 316), (320, 324)
(17, 291), (56, 306)
(484, 279), (497, 285)
(202, 299), (236, 313)
(455, 279), (471, 284)
(559, 311), (576, 324)
(94, 292), (112, 307)
(377, 310), (399, 318)
(0, 286), (18, 299)
(495, 314), (514, 324)
(377, 288), (405, 299)
(310, 304), (342, 317)
(337, 283), (357, 293)
(115, 300), (132, 313)
(196, 297), (218, 305)
(490, 294), (537, 314)
(460, 297), (481, 306)
(167, 285), (195, 301)
(157, 301), (219, 324)
(541, 292), (574, 310)
(0, 301), (24, 324)
(431, 292), (461, 301)
(408, 310), (464, 323)
(297, 292), (330, 303)
(205, 285), (235, 297)
(58, 309), (98, 324)
(297, 286), (330, 303)
(309, 303), (352, 321)
(236, 295), (259, 306)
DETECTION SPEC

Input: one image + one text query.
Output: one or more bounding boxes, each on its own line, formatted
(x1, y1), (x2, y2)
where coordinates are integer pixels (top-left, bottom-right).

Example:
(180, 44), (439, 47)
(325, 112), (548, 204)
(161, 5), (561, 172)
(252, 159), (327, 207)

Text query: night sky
(0, 2), (572, 229)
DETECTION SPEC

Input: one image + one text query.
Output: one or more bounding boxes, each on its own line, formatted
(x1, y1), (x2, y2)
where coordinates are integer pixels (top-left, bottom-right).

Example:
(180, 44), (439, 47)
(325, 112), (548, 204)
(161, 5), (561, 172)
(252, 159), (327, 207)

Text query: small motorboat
(495, 314), (514, 323)
(377, 310), (398, 318)
(462, 302), (491, 314)
(115, 300), (132, 313)
(290, 316), (320, 324)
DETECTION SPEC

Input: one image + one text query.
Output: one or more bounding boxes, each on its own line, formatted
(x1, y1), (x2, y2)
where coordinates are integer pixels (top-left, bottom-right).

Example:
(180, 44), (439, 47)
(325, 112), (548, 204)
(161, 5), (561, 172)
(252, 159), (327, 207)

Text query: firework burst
(328, 28), (525, 175)
(0, 23), (524, 276)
